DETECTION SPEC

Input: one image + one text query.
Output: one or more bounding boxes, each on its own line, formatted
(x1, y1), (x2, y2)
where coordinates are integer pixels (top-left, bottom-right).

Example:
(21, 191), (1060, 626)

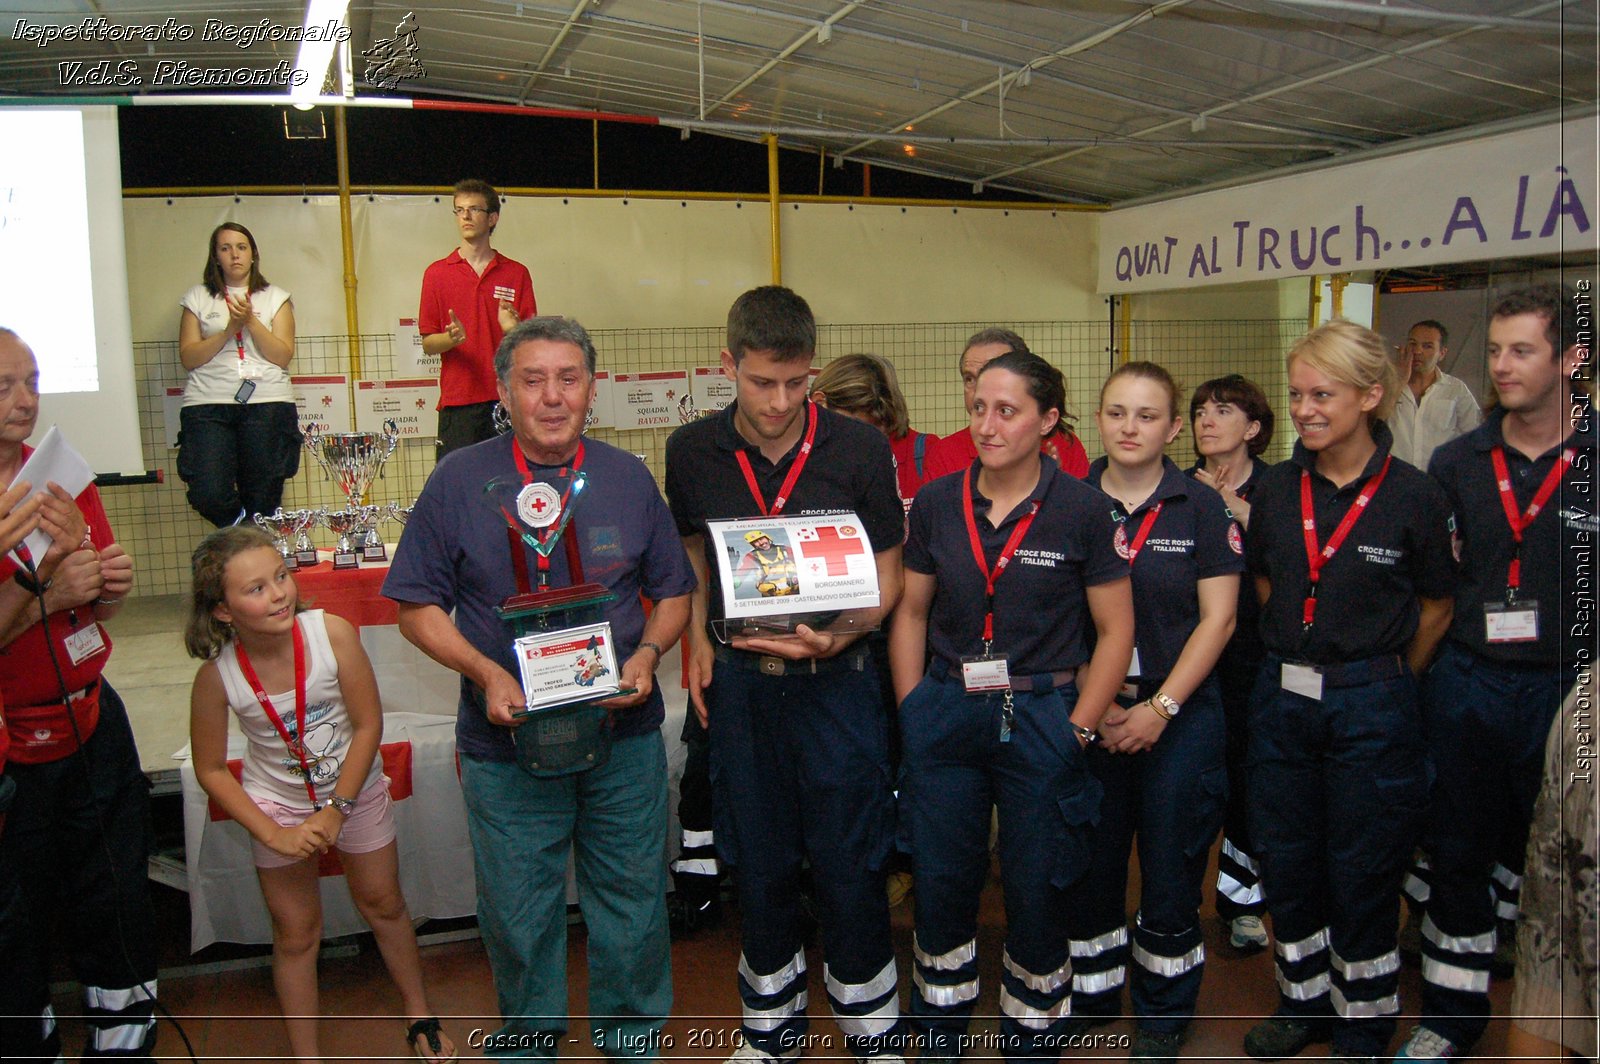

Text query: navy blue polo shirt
(905, 455), (1128, 675)
(1428, 408), (1597, 668)
(382, 433), (697, 759)
(1246, 423), (1457, 665)
(1089, 456), (1245, 681)
(1186, 458), (1267, 665)
(665, 401), (904, 632)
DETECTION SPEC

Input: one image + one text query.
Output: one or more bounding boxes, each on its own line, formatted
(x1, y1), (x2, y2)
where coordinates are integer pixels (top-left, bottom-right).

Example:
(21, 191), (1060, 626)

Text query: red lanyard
(235, 332), (246, 363)
(1122, 503), (1164, 565)
(961, 467), (1040, 644)
(1490, 445), (1574, 597)
(233, 621), (317, 806)
(734, 401), (818, 516)
(1299, 456), (1391, 630)
(508, 441), (586, 593)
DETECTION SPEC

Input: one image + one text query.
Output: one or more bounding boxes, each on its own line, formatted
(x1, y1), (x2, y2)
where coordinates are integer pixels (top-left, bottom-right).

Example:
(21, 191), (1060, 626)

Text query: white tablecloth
(180, 712), (477, 950)
(180, 648), (691, 951)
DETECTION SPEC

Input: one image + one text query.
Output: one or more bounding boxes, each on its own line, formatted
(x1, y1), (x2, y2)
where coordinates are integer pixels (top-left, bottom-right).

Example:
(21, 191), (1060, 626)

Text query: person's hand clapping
(225, 290), (252, 333)
(445, 309), (468, 349)
(96, 543), (134, 603)
(36, 483), (87, 567)
(0, 480), (43, 556)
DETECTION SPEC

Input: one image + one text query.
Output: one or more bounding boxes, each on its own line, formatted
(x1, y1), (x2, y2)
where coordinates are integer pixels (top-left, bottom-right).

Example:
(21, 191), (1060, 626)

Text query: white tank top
(215, 610), (382, 806)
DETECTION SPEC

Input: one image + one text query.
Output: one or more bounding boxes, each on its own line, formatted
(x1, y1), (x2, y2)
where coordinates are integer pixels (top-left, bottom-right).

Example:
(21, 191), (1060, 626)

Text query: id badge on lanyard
(961, 655), (1010, 693)
(960, 468), (1040, 741)
(63, 622), (107, 666)
(1116, 505), (1159, 699)
(1485, 601), (1539, 643)
(1281, 661), (1325, 701)
(1485, 445), (1570, 646)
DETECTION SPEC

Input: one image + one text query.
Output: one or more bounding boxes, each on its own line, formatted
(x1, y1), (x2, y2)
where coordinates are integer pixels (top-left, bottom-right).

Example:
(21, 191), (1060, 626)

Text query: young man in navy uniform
(1397, 283), (1595, 1062)
(665, 286), (906, 1063)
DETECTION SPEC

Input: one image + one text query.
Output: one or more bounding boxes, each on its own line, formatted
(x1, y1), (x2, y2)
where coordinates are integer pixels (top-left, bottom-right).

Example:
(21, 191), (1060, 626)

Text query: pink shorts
(250, 776), (397, 869)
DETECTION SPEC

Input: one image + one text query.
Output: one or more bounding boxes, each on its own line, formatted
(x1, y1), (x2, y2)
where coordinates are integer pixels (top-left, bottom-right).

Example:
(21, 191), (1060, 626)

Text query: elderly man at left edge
(384, 315), (694, 1059)
(0, 328), (156, 1060)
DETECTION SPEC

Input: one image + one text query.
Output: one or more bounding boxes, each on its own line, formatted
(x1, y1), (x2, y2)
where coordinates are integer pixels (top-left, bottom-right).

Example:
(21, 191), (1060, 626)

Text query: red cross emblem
(801, 524), (868, 576)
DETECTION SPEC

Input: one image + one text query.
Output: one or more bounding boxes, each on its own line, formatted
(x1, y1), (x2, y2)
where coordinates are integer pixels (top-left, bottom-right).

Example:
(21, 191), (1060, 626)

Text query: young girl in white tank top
(186, 527), (456, 1063)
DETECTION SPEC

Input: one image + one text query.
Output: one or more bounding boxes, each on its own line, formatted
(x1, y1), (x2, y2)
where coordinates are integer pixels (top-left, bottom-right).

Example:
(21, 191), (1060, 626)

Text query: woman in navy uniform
(890, 351), (1134, 1061)
(1066, 362), (1243, 1063)
(1242, 321), (1456, 1064)
(1187, 374), (1276, 953)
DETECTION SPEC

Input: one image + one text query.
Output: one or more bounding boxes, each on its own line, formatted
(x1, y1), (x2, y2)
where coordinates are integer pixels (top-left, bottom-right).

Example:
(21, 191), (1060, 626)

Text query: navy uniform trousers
(1249, 656), (1428, 1058)
(1416, 641), (1572, 1048)
(708, 646), (903, 1058)
(0, 683), (157, 1059)
(901, 666), (1102, 1062)
(1066, 679), (1226, 1034)
(1213, 647), (1268, 922)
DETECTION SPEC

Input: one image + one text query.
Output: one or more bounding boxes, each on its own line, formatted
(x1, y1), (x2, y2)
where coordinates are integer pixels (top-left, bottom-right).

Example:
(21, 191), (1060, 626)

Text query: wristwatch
(12, 569), (50, 595)
(1071, 723), (1100, 746)
(323, 795), (356, 816)
(1151, 691), (1181, 719)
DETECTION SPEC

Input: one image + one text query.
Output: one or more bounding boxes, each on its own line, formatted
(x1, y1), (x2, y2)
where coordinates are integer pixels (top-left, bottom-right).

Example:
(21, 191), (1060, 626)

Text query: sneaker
(1131, 1028), (1186, 1064)
(1394, 1026), (1460, 1061)
(1244, 1017), (1331, 1061)
(1230, 914), (1270, 952)
(726, 1042), (801, 1064)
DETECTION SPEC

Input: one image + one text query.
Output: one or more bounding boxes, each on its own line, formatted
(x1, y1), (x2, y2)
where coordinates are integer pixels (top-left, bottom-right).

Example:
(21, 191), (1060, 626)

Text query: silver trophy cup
(320, 509), (366, 568)
(253, 508), (302, 569)
(304, 420), (400, 567)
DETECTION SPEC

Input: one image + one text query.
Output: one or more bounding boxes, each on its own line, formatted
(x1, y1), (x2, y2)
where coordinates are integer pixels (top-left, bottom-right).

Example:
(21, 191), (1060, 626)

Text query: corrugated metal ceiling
(1, 0), (1593, 202)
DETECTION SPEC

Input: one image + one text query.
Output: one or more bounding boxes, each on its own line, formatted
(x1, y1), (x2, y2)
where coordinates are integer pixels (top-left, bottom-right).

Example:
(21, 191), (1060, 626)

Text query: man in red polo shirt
(920, 327), (1090, 482)
(0, 328), (156, 1060)
(419, 178), (537, 457)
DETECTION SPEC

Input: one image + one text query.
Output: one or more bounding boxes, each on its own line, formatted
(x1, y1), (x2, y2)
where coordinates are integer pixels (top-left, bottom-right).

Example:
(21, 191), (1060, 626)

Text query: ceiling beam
(516, 0), (594, 103)
(702, 0), (864, 118)
(977, 0), (1569, 185)
(1256, 0), (1579, 32)
(833, 0), (1195, 160)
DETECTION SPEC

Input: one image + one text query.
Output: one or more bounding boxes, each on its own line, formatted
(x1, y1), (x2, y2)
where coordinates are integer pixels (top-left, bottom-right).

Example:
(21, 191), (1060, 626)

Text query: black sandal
(406, 1017), (454, 1062)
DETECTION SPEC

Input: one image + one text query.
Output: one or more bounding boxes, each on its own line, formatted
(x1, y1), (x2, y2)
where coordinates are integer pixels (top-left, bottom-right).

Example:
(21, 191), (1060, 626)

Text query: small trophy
(321, 509), (366, 571)
(484, 466), (634, 778)
(304, 420), (400, 569)
(253, 508), (302, 570)
(387, 501), (415, 527)
(358, 503), (388, 563)
(290, 509), (320, 568)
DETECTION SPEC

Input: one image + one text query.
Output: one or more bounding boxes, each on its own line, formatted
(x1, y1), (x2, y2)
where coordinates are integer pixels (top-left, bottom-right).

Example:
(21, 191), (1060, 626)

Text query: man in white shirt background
(1390, 318), (1483, 469)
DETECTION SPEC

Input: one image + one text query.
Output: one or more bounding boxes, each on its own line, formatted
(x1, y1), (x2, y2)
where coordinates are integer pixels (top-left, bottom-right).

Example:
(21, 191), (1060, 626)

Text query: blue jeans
(902, 669), (1101, 1061)
(177, 401), (301, 526)
(1066, 679), (1225, 1034)
(1249, 656), (1428, 1057)
(459, 732), (671, 1059)
(1417, 641), (1571, 1048)
(707, 648), (902, 1058)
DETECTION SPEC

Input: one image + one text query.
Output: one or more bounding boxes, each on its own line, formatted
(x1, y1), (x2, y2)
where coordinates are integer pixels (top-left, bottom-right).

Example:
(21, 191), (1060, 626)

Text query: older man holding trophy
(384, 316), (694, 1058)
